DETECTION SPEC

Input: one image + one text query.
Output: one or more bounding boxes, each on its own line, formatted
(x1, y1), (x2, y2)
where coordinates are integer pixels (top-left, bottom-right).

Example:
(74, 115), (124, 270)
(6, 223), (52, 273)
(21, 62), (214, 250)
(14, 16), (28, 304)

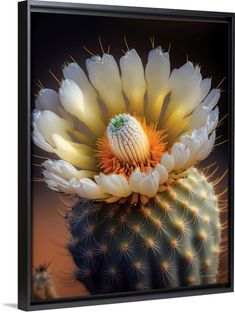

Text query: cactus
(67, 167), (221, 293)
(32, 42), (226, 295)
(32, 264), (58, 300)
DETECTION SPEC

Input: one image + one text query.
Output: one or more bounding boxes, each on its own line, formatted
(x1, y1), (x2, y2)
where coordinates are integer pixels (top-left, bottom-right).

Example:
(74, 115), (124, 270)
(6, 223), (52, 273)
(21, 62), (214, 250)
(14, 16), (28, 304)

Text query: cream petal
(145, 47), (170, 122)
(196, 131), (216, 161)
(160, 153), (174, 173)
(86, 54), (126, 116)
(59, 79), (83, 116)
(52, 133), (97, 170)
(171, 142), (190, 171)
(120, 49), (146, 115)
(162, 62), (203, 143)
(59, 79), (106, 137)
(95, 173), (131, 197)
(33, 110), (72, 147)
(43, 159), (96, 181)
(155, 164), (168, 184)
(167, 62), (202, 116)
(69, 129), (96, 147)
(129, 168), (159, 198)
(63, 62), (104, 123)
(63, 62), (97, 99)
(32, 130), (54, 153)
(74, 178), (108, 199)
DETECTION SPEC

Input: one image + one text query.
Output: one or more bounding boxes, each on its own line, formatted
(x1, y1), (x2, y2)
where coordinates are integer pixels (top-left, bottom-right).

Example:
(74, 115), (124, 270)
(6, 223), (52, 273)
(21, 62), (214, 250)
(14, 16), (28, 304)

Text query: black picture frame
(18, 0), (235, 310)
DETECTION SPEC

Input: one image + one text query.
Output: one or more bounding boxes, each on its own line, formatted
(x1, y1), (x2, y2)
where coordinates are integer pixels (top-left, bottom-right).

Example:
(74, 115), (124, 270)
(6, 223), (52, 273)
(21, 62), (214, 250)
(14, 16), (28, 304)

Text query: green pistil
(111, 115), (125, 129)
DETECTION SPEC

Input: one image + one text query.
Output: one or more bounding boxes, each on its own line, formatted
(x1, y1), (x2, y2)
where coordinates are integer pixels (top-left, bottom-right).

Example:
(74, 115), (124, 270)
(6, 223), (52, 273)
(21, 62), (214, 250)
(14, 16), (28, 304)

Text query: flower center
(96, 114), (167, 177)
(107, 114), (150, 164)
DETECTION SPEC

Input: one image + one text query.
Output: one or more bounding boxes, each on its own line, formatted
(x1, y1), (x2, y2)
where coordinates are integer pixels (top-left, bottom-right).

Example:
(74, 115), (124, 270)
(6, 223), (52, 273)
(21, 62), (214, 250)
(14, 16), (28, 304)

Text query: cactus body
(68, 168), (221, 293)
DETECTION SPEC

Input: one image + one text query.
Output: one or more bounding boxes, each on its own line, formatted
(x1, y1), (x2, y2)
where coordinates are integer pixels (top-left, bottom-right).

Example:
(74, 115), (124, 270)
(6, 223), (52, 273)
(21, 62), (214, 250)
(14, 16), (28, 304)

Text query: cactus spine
(67, 168), (221, 293)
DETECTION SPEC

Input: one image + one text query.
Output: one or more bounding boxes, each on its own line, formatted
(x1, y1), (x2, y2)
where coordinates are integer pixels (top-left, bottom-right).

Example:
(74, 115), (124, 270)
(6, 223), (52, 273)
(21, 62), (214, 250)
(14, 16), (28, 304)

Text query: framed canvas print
(18, 0), (234, 310)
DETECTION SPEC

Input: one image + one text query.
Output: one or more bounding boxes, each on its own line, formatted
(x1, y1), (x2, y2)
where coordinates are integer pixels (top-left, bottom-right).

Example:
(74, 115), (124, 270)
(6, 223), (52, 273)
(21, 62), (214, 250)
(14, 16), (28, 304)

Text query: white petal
(43, 170), (76, 195)
(196, 131), (216, 161)
(44, 170), (68, 186)
(155, 164), (168, 184)
(43, 180), (59, 192)
(33, 110), (72, 147)
(32, 130), (54, 153)
(145, 47), (170, 122)
(168, 62), (202, 116)
(120, 49), (146, 115)
(189, 89), (220, 130)
(180, 126), (210, 167)
(160, 153), (174, 173)
(139, 171), (159, 198)
(181, 133), (201, 155)
(201, 88), (220, 111)
(180, 133), (202, 167)
(59, 79), (106, 136)
(129, 168), (159, 198)
(75, 178), (108, 199)
(63, 62), (103, 122)
(47, 181), (74, 194)
(35, 88), (72, 122)
(59, 79), (82, 115)
(52, 133), (97, 170)
(128, 168), (141, 193)
(189, 104), (210, 130)
(43, 159), (96, 181)
(63, 62), (97, 99)
(206, 107), (219, 134)
(171, 142), (190, 171)
(198, 78), (211, 103)
(86, 54), (126, 116)
(35, 89), (60, 114)
(192, 127), (208, 145)
(162, 62), (203, 143)
(95, 173), (131, 197)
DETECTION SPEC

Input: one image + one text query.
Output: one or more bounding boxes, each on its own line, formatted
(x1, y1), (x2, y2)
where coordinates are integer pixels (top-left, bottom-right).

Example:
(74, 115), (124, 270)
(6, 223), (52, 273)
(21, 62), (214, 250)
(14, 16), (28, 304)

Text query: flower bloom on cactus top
(33, 46), (220, 203)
